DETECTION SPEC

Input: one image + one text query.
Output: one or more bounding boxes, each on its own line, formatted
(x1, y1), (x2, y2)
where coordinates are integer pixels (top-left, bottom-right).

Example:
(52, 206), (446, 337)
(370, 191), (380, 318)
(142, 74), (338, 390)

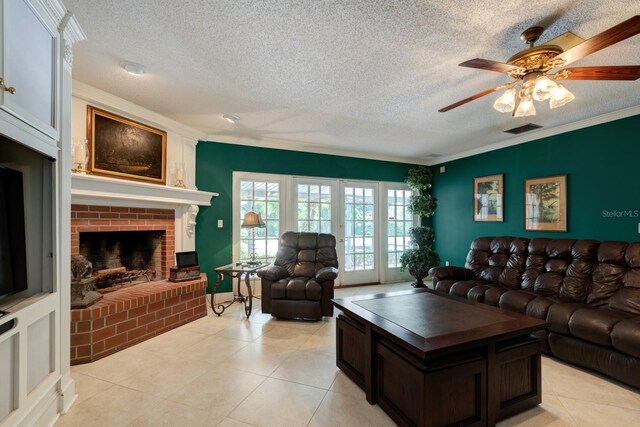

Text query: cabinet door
(1, 0), (58, 139)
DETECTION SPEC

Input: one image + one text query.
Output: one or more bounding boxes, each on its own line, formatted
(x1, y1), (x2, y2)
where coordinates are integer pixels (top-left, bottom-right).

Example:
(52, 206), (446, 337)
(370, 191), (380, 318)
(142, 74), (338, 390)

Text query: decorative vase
(71, 137), (89, 174)
(408, 268), (428, 288)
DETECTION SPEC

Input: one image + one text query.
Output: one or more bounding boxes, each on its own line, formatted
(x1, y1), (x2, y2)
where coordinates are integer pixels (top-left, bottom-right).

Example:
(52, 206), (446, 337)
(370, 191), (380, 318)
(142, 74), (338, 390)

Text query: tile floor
(57, 282), (640, 427)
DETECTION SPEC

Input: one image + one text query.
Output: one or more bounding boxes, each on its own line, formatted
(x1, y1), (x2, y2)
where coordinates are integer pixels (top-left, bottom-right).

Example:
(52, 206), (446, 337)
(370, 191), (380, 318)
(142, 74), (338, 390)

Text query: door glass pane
(296, 183), (331, 235)
(240, 180), (279, 264)
(387, 188), (414, 268)
(345, 185), (375, 271)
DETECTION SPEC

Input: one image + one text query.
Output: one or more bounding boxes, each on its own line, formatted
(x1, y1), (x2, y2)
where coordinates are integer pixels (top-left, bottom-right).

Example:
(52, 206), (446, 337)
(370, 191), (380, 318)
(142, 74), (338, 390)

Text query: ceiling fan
(439, 15), (640, 117)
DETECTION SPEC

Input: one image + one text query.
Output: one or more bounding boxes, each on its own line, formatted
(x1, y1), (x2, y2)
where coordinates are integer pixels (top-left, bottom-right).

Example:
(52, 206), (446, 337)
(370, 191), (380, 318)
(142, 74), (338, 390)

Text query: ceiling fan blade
(438, 86), (502, 112)
(544, 31), (585, 51)
(556, 66), (640, 80)
(459, 58), (525, 75)
(554, 15), (640, 66)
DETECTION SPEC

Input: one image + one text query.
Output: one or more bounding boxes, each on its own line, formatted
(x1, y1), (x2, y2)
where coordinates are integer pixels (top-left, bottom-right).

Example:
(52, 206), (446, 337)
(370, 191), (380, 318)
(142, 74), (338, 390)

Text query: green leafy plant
(405, 166), (433, 191)
(408, 194), (437, 218)
(400, 165), (440, 287)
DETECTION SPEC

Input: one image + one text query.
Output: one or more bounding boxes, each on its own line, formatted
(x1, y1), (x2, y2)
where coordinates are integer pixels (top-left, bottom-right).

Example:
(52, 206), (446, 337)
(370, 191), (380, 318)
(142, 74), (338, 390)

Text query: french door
(234, 172), (414, 287)
(339, 181), (379, 285)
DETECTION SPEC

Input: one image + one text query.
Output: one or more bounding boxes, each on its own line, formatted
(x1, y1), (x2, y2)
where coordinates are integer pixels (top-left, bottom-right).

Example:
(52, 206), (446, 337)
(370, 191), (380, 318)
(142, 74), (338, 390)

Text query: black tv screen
(0, 166), (28, 299)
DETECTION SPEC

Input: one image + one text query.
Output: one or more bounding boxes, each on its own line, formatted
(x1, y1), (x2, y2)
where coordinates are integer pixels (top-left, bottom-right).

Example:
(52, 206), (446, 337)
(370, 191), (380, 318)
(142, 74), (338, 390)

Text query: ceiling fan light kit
(440, 15), (640, 117)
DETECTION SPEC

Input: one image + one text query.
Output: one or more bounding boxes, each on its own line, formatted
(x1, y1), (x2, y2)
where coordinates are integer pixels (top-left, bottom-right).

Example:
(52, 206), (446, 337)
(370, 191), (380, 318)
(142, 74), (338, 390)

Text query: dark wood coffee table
(333, 289), (548, 427)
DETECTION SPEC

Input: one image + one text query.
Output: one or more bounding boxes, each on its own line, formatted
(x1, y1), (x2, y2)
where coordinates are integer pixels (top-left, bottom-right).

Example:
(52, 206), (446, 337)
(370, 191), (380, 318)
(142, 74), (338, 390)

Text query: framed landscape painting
(87, 106), (167, 184)
(524, 175), (567, 231)
(474, 174), (503, 222)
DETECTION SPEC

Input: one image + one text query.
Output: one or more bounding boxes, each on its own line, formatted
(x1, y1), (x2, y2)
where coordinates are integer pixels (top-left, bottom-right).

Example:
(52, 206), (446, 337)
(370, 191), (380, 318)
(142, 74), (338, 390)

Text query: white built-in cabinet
(0, 1), (84, 426)
(0, 0), (59, 141)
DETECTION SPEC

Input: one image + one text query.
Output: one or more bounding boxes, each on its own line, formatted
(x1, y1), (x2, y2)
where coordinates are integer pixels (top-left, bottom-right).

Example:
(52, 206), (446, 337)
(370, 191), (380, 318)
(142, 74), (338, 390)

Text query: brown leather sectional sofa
(429, 236), (640, 388)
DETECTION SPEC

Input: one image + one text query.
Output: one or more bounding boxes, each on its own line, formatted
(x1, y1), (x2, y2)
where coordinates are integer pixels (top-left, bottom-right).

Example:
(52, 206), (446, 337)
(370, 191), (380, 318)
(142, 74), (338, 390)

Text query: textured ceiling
(65, 0), (640, 163)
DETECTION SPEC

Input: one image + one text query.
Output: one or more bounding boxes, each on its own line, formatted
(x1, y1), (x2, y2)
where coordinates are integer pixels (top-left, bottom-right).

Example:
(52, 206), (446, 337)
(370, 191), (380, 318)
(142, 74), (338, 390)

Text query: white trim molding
(434, 105), (640, 165)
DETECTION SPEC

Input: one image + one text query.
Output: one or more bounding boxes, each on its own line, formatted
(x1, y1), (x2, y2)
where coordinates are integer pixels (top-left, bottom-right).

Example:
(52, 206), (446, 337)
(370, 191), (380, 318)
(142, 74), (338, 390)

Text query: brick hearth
(70, 275), (208, 364)
(71, 204), (175, 278)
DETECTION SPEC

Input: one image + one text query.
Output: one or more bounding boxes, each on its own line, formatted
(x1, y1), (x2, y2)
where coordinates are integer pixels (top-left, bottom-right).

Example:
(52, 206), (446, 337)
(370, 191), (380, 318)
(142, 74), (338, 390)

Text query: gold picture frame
(87, 106), (167, 185)
(524, 175), (567, 231)
(473, 174), (504, 222)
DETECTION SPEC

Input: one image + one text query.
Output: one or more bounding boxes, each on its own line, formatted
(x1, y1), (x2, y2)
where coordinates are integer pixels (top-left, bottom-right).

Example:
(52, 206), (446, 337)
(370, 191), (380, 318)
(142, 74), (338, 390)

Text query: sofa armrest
(316, 266), (338, 283)
(258, 265), (289, 282)
(428, 266), (475, 281)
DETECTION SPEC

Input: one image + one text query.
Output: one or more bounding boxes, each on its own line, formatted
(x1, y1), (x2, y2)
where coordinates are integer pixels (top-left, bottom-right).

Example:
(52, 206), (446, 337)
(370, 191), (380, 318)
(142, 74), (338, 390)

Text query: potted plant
(400, 166), (440, 287)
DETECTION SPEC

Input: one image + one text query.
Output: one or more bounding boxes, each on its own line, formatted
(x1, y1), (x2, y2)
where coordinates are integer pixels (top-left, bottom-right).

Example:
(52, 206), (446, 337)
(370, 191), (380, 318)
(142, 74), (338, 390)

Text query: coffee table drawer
(336, 314), (366, 388)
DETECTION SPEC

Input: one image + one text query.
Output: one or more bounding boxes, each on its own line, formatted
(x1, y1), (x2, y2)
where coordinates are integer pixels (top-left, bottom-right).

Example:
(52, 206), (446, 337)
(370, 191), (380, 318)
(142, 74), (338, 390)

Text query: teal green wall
(196, 142), (419, 292)
(432, 114), (640, 266)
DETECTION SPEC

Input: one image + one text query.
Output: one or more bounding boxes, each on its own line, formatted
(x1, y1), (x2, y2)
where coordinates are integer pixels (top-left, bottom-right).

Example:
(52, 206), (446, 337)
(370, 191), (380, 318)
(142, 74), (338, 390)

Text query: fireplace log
(94, 267), (126, 279)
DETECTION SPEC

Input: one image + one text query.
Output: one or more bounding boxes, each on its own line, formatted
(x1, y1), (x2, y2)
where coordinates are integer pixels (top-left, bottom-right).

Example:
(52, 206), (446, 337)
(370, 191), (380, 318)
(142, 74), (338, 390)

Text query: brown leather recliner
(258, 231), (338, 320)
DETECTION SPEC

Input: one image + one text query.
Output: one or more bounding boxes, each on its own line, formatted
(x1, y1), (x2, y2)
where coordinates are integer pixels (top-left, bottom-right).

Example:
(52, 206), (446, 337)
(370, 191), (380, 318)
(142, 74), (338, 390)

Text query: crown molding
(433, 105), (640, 165)
(72, 80), (207, 141)
(203, 133), (429, 166)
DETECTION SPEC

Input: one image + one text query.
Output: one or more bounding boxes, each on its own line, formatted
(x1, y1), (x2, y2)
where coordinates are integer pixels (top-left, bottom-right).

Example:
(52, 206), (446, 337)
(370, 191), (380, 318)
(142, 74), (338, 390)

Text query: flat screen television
(0, 166), (28, 300)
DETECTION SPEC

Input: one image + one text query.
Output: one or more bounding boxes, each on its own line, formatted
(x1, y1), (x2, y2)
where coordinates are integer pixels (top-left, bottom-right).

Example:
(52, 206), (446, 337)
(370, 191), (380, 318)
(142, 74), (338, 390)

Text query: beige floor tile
(177, 315), (228, 335)
(56, 384), (162, 426)
(253, 325), (314, 350)
(271, 351), (339, 389)
(497, 394), (577, 427)
(267, 317), (328, 333)
(228, 377), (327, 427)
(137, 329), (209, 355)
(558, 396), (640, 427)
(216, 342), (297, 376)
(329, 371), (365, 399)
(215, 319), (275, 342)
(308, 390), (396, 427)
(125, 400), (211, 427)
(177, 334), (249, 366)
(298, 332), (336, 357)
(542, 357), (640, 410)
(217, 418), (256, 427)
(166, 368), (266, 422)
(117, 353), (213, 399)
(70, 371), (115, 405)
(71, 346), (165, 384)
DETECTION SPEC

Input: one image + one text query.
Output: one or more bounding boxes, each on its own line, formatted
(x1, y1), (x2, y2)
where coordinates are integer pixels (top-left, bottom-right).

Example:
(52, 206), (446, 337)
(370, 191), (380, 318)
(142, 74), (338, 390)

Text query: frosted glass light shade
(549, 84), (575, 109)
(532, 75), (558, 101)
(493, 88), (516, 113)
(514, 96), (536, 117)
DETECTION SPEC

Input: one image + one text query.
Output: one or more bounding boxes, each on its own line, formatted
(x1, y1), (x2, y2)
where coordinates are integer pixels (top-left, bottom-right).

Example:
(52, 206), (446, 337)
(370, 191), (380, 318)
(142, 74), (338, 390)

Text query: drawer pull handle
(0, 78), (16, 95)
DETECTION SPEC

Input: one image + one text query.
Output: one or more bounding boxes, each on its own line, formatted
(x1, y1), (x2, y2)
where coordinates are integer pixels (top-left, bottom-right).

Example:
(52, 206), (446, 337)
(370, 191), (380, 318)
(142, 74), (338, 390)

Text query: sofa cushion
(467, 284), (491, 302)
(305, 279), (322, 301)
(484, 287), (508, 306)
(624, 242), (640, 289)
(450, 281), (482, 298)
(568, 308), (631, 347)
(608, 287), (640, 315)
(464, 236), (528, 289)
(611, 318), (640, 358)
(271, 278), (288, 299)
(547, 303), (586, 334)
(526, 296), (557, 320)
(587, 242), (628, 306)
(499, 290), (537, 314)
(434, 279), (457, 294)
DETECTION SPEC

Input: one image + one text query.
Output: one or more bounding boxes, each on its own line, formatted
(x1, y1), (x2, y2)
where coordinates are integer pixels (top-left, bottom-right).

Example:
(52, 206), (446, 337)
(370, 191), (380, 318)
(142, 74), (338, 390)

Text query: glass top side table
(211, 262), (269, 317)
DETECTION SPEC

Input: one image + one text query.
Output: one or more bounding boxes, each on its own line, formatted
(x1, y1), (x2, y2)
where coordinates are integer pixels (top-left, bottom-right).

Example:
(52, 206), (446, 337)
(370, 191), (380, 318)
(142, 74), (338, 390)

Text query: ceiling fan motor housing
(507, 45), (564, 77)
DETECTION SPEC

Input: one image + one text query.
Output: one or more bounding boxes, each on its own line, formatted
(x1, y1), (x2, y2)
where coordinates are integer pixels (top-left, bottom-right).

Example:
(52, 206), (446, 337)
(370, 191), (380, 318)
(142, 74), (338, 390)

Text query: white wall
(71, 81), (205, 190)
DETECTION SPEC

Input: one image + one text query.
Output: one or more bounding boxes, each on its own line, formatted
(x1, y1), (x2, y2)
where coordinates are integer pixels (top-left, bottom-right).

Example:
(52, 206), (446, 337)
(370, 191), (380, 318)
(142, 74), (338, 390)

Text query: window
(296, 183), (331, 233)
(387, 189), (413, 268)
(239, 180), (280, 263)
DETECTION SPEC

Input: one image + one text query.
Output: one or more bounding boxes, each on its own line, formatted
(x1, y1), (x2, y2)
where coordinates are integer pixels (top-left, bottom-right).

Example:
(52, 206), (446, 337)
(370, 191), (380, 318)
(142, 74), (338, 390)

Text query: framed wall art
(473, 174), (504, 222)
(524, 175), (567, 231)
(87, 106), (167, 184)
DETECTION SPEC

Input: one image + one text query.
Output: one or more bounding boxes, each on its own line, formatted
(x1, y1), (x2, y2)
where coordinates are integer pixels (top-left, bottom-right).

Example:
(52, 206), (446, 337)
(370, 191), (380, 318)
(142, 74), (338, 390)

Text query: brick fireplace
(71, 205), (175, 279)
(69, 175), (216, 365)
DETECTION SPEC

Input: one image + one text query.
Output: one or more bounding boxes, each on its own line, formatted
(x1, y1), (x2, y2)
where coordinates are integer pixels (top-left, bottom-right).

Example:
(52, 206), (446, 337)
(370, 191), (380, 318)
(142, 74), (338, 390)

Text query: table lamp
(241, 211), (265, 264)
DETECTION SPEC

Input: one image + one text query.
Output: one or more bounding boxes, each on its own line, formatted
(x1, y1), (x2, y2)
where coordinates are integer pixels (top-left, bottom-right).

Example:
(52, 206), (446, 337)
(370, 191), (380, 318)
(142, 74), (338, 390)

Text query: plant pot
(409, 268), (428, 288)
